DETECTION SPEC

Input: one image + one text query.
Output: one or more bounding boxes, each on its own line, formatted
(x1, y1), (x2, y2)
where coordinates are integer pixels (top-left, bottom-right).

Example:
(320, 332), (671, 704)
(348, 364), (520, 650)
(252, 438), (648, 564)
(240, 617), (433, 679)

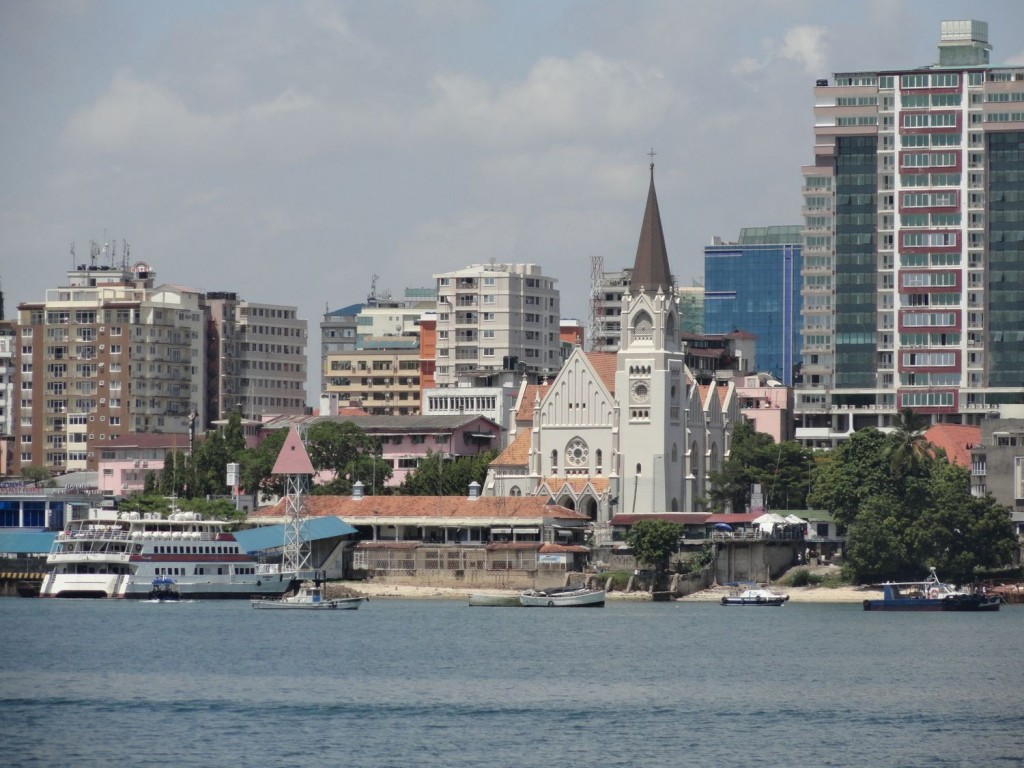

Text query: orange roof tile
(584, 352), (618, 394)
(256, 494), (589, 521)
(515, 383), (551, 425)
(542, 476), (610, 494)
(492, 430), (531, 467)
(924, 423), (980, 469)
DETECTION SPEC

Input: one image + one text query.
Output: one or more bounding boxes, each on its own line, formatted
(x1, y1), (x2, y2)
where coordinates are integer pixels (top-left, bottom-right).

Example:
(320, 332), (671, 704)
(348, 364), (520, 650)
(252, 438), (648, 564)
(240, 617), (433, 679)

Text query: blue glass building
(704, 226), (803, 385)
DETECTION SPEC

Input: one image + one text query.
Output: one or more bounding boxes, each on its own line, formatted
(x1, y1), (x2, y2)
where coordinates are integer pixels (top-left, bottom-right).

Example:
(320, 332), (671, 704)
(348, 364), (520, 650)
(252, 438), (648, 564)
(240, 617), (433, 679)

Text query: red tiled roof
(542, 476), (611, 494)
(924, 423), (980, 469)
(585, 352), (618, 394)
(255, 495), (589, 521)
(515, 383), (551, 425)
(492, 430), (531, 467)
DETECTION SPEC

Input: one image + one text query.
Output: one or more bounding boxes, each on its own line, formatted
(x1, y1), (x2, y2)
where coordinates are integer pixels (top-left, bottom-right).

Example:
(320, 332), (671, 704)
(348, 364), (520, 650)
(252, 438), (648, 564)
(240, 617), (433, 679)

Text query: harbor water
(1, 597), (1020, 767)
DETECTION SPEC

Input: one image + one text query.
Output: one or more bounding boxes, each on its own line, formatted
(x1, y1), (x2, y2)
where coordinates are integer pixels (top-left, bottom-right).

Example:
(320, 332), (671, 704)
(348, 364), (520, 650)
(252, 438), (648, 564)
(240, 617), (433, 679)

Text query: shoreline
(331, 581), (882, 604)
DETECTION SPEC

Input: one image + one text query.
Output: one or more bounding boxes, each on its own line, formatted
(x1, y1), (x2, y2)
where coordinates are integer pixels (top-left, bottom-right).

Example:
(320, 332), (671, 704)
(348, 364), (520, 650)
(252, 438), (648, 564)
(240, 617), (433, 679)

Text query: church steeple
(630, 157), (674, 297)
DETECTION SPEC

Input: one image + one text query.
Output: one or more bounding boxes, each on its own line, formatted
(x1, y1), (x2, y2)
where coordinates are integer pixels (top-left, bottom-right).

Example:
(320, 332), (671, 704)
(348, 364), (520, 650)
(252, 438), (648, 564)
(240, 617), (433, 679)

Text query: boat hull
(41, 573), (294, 600)
(519, 589), (605, 607)
(721, 597), (787, 606)
(251, 596), (365, 610)
(863, 596), (1001, 612)
(468, 593), (520, 607)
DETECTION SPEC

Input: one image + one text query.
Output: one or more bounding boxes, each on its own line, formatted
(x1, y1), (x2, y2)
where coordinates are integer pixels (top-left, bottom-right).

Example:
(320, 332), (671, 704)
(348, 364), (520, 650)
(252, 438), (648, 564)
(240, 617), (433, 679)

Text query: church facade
(485, 164), (738, 522)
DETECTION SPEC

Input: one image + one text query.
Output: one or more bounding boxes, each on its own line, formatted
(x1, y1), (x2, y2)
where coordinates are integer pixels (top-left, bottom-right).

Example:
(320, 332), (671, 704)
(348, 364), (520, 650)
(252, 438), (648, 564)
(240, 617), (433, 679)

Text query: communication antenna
(70, 242), (76, 269)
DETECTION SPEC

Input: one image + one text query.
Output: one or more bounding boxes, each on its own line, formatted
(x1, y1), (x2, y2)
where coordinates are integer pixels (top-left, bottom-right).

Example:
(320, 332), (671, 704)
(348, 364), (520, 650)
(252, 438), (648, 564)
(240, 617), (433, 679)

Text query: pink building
(734, 374), (794, 443)
(97, 434), (186, 498)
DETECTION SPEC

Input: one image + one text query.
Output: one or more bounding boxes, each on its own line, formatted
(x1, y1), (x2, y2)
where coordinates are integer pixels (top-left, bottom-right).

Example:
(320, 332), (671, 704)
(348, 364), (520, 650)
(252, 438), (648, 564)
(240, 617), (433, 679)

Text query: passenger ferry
(41, 509), (294, 599)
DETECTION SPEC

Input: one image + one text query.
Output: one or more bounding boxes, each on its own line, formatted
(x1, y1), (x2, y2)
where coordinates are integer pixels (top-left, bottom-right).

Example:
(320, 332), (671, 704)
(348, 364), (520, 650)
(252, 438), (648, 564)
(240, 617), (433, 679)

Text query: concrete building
(797, 19), (1024, 447)
(433, 263), (560, 386)
(588, 264), (631, 353)
(14, 253), (206, 474)
(323, 336), (421, 416)
(704, 226), (803, 385)
(0, 322), (15, 475)
(231, 299), (307, 421)
(970, 418), (1024, 533)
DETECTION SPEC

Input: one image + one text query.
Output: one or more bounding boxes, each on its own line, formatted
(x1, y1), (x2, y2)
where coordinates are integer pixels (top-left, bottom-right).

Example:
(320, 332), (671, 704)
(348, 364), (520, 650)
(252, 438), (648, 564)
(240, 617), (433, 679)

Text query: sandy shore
(332, 581), (882, 604)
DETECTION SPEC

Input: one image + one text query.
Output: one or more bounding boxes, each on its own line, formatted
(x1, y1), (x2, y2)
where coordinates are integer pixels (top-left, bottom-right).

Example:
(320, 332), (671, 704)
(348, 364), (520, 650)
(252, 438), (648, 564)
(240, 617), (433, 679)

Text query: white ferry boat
(40, 509), (294, 600)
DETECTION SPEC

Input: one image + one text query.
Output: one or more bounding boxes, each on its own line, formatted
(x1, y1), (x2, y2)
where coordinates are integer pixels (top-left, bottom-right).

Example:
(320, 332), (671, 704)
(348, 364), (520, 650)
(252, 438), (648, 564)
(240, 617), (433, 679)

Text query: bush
(785, 568), (823, 587)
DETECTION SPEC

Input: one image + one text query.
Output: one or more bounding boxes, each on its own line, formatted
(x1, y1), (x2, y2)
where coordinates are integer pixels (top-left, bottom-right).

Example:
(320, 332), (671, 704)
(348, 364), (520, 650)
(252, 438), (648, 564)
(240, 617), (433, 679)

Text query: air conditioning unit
(142, 461), (148, 468)
(121, 483), (129, 490)
(99, 327), (106, 333)
(134, 460), (140, 467)
(99, 398), (106, 404)
(98, 344), (105, 351)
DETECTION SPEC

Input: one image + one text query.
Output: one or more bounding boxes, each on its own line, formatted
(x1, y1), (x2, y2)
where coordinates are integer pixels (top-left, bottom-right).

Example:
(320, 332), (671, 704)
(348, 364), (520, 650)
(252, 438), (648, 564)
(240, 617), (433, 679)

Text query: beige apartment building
(14, 259), (205, 474)
(323, 337), (421, 416)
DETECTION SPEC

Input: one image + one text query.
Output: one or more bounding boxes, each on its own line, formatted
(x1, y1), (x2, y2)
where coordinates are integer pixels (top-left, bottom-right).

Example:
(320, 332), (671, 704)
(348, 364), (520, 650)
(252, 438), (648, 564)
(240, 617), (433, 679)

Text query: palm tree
(888, 407), (934, 476)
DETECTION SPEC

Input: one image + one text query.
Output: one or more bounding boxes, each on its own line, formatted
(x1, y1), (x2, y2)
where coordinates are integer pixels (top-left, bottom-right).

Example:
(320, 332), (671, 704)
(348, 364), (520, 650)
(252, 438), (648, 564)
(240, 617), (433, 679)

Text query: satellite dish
(515, 360), (527, 374)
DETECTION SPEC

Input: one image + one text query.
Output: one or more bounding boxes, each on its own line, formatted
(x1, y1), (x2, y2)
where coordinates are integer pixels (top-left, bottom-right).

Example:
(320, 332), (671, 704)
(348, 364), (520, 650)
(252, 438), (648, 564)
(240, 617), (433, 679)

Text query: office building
(797, 19), (1024, 446)
(705, 226), (803, 385)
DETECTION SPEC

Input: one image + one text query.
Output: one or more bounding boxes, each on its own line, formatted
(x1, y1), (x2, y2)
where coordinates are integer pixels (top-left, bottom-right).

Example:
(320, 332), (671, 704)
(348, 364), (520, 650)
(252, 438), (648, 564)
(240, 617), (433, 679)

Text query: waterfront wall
(714, 541), (798, 583)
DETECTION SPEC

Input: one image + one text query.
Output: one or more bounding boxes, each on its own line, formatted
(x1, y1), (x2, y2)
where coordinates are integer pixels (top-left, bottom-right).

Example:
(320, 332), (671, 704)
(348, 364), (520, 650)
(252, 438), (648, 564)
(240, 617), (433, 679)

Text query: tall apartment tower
(14, 254), (206, 473)
(433, 264), (560, 387)
(797, 19), (1024, 446)
(705, 226), (803, 385)
(205, 294), (308, 423)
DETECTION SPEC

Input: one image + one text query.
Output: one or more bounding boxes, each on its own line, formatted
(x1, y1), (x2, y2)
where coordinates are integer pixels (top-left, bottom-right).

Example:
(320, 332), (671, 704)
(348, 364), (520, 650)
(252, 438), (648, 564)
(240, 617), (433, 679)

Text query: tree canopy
(624, 518), (682, 575)
(705, 420), (815, 512)
(395, 450), (498, 496)
(808, 418), (1015, 584)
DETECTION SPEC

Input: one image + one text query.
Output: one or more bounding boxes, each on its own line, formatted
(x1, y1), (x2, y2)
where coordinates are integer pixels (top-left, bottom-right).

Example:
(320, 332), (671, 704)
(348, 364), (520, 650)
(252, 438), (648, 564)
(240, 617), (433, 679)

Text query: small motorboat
(251, 581), (366, 610)
(720, 587), (789, 606)
(519, 585), (605, 607)
(149, 577), (181, 602)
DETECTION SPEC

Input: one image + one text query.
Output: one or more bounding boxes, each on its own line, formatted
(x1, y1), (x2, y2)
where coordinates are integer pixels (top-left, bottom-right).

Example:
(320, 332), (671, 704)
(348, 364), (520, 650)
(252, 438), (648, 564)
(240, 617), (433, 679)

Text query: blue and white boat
(863, 568), (1001, 612)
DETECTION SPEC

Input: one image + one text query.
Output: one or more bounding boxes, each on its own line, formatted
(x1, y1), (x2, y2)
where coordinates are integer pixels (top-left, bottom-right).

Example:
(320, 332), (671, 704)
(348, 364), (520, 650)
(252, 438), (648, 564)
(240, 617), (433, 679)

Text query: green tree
(237, 429), (288, 501)
(624, 518), (682, 579)
(20, 465), (54, 486)
(706, 421), (815, 512)
(306, 421), (392, 495)
(887, 407), (934, 477)
(223, 407), (246, 457)
(807, 428), (892, 529)
(396, 450), (498, 496)
(143, 470), (158, 494)
(120, 493), (172, 515)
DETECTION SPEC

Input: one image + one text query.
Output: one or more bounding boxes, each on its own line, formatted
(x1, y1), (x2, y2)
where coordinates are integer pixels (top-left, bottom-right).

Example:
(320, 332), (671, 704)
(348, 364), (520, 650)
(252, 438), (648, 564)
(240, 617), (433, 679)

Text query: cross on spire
(647, 147), (656, 176)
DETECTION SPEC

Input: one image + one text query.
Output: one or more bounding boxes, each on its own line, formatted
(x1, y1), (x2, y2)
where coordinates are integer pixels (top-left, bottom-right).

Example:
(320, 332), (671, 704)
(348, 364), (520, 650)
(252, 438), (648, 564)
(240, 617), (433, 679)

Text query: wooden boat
(863, 568), (1001, 612)
(468, 592), (520, 607)
(519, 585), (605, 607)
(251, 582), (366, 610)
(720, 587), (789, 606)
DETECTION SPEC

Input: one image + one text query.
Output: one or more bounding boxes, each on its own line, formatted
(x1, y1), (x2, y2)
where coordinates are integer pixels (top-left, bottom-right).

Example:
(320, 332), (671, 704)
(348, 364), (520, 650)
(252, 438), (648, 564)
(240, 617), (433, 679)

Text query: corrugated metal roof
(0, 531), (57, 554)
(234, 517), (357, 553)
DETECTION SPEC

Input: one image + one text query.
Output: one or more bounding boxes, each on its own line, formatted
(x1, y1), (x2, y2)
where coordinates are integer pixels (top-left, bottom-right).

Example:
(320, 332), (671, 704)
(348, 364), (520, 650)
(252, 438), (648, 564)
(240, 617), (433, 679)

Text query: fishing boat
(863, 568), (1001, 612)
(519, 585), (605, 607)
(148, 576), (181, 602)
(468, 592), (520, 607)
(720, 587), (790, 606)
(251, 581), (366, 610)
(40, 509), (292, 600)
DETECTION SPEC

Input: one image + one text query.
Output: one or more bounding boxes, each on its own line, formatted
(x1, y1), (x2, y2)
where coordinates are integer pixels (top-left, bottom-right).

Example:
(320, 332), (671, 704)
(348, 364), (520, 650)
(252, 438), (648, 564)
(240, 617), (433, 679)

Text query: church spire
(630, 153), (674, 297)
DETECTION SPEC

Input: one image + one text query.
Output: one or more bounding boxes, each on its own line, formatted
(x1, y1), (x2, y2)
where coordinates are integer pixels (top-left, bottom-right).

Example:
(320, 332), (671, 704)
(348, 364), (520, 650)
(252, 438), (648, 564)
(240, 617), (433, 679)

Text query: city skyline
(3, 2), (1024, 399)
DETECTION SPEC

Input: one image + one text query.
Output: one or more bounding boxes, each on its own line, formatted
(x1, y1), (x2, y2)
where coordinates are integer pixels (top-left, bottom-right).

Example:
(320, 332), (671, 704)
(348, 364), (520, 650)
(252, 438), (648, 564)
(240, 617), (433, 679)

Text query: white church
(484, 163), (739, 523)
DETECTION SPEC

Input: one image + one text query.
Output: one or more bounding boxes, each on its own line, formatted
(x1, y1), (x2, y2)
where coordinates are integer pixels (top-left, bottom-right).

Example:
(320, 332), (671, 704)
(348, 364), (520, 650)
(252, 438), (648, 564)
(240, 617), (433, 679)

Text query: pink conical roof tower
(272, 425), (315, 476)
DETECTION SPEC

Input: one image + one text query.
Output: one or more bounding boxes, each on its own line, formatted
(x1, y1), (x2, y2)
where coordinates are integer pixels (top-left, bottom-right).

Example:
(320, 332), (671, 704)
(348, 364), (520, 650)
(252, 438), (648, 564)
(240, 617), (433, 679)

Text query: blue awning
(0, 531), (57, 554)
(234, 517), (358, 554)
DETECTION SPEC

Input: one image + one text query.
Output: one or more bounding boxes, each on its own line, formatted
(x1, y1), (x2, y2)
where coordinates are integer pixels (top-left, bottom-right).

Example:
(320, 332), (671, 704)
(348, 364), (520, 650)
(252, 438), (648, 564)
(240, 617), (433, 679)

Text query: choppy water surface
(1, 597), (1020, 767)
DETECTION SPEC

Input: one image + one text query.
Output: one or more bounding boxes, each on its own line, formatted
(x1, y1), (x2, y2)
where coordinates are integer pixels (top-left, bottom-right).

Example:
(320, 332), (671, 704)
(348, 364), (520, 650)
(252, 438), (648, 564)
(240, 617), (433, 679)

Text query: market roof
(233, 516), (357, 553)
(0, 531), (56, 554)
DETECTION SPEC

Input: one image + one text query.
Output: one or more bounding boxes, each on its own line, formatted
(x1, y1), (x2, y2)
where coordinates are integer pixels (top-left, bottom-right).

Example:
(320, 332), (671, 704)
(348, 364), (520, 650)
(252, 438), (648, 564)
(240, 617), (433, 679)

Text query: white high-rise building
(433, 263), (560, 387)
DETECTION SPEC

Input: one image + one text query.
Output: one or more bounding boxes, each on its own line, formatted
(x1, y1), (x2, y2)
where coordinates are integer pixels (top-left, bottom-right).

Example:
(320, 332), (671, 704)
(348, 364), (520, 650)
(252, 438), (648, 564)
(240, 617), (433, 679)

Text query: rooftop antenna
(122, 240), (130, 269)
(89, 240), (99, 269)
(70, 242), (76, 270)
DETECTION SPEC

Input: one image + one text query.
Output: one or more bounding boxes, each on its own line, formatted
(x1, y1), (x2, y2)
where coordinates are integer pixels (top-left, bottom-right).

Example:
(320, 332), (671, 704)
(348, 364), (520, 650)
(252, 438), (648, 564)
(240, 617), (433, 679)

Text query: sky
(3, 0), (1024, 403)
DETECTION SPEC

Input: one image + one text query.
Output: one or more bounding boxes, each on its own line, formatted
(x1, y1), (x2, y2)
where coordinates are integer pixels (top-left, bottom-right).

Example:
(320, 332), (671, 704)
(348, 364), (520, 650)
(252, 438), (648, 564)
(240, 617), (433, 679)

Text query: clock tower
(614, 160), (688, 514)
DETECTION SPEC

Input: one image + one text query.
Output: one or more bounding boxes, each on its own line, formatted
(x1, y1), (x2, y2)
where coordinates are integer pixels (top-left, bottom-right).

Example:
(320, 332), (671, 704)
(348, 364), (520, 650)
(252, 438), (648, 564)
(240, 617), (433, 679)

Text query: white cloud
(732, 24), (828, 77)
